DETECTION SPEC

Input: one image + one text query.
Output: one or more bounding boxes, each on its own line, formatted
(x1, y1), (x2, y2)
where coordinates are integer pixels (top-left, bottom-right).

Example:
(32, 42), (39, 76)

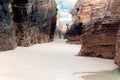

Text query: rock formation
(80, 19), (119, 59)
(65, 2), (83, 44)
(112, 0), (120, 66)
(0, 23), (17, 51)
(0, 0), (57, 51)
(0, 0), (17, 51)
(13, 0), (57, 46)
(72, 0), (120, 60)
(65, 22), (83, 44)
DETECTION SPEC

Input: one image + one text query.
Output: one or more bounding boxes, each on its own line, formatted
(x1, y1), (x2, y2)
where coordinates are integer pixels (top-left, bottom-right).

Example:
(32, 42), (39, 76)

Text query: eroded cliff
(0, 0), (57, 50)
(72, 0), (120, 62)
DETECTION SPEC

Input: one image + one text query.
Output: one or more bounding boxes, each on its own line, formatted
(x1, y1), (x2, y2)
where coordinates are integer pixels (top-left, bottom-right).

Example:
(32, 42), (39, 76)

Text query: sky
(55, 0), (78, 24)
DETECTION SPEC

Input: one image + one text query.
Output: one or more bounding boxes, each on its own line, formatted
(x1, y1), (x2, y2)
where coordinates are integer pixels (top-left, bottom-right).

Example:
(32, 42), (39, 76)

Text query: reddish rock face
(112, 0), (120, 66)
(79, 19), (119, 59)
(115, 26), (120, 66)
(67, 0), (114, 44)
(72, 0), (114, 23)
(72, 0), (120, 60)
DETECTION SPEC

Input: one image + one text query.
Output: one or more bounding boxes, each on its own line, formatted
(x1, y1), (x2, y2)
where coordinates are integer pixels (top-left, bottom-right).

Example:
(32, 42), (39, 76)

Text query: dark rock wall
(13, 0), (57, 46)
(65, 23), (83, 44)
(50, 0), (57, 41)
(0, 23), (17, 51)
(0, 0), (57, 50)
(0, 0), (17, 51)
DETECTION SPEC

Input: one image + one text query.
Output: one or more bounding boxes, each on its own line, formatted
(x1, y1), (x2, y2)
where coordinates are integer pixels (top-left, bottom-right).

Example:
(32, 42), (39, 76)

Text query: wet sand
(83, 69), (120, 80)
(0, 39), (118, 80)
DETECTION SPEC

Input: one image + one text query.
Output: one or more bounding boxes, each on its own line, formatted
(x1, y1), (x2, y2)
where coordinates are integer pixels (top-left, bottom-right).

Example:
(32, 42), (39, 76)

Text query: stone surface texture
(0, 0), (57, 50)
(72, 0), (120, 61)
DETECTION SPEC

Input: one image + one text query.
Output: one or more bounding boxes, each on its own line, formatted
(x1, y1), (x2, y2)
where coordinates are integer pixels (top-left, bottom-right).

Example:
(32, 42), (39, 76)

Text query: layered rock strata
(79, 18), (119, 59)
(72, 0), (120, 59)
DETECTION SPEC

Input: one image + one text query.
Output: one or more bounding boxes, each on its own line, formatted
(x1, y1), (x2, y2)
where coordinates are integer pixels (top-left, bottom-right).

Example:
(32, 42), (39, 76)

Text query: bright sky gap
(55, 0), (78, 24)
